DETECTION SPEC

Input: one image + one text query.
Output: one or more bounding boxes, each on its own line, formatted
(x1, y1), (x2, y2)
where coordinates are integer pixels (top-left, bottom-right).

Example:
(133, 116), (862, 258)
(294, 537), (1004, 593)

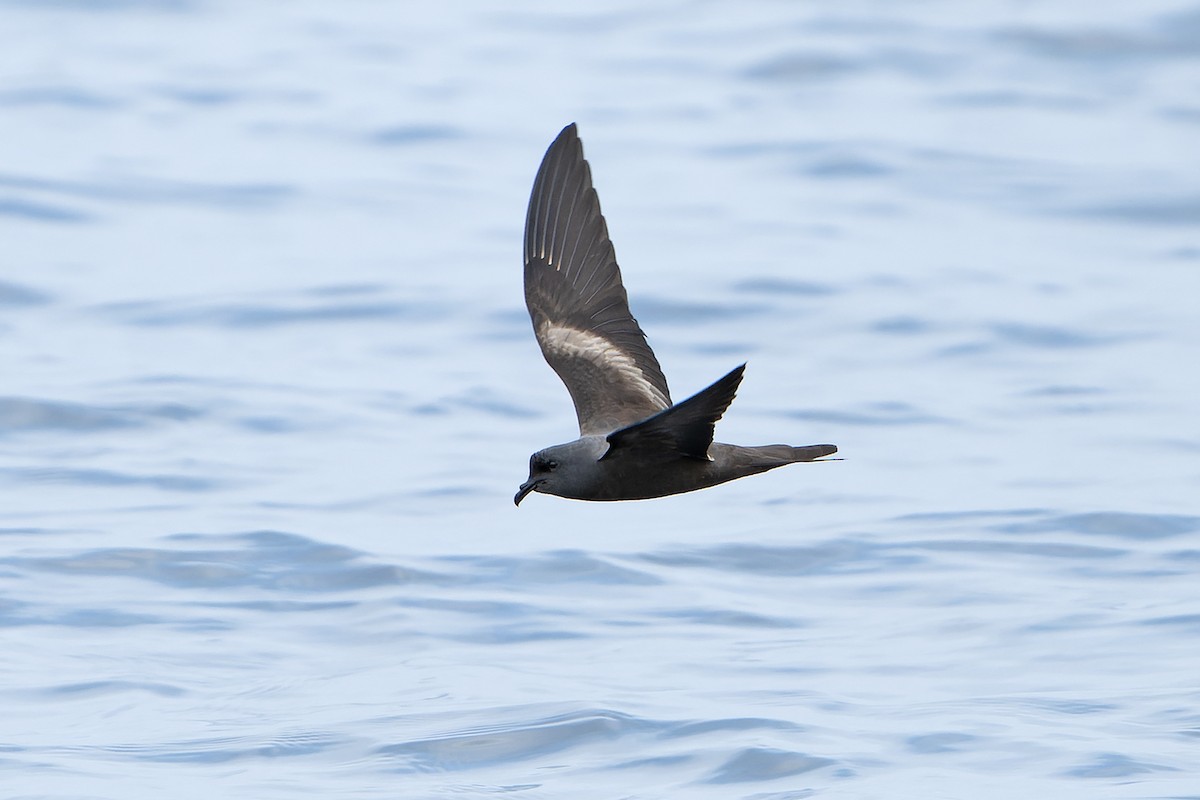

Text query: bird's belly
(581, 457), (725, 501)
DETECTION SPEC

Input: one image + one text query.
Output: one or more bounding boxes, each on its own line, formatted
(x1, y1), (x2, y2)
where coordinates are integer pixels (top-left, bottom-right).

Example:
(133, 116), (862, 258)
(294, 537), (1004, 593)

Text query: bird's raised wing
(524, 123), (671, 436)
(603, 364), (744, 461)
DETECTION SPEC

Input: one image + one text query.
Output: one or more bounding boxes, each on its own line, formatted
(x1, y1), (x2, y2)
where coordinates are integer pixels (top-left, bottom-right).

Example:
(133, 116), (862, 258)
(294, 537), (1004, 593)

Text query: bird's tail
(749, 443), (839, 463)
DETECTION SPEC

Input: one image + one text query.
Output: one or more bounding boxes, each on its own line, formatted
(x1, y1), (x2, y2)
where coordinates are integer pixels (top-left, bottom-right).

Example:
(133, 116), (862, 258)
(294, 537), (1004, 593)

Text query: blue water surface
(2, 1), (1198, 798)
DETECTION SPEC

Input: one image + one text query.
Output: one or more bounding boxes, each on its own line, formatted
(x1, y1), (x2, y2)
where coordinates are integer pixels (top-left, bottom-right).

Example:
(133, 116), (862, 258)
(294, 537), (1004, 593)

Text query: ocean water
(2, 1), (1199, 797)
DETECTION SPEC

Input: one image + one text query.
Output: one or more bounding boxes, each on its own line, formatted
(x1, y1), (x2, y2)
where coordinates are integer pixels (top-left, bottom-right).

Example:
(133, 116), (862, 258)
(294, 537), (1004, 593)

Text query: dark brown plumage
(515, 124), (836, 505)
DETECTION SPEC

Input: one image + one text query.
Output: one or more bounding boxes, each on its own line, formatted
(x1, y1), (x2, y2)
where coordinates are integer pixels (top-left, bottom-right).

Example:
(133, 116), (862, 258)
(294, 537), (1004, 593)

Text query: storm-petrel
(515, 124), (836, 505)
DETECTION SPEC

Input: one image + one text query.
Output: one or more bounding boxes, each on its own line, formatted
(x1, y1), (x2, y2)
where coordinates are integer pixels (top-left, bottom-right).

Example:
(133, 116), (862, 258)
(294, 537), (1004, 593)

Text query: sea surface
(2, 1), (1199, 798)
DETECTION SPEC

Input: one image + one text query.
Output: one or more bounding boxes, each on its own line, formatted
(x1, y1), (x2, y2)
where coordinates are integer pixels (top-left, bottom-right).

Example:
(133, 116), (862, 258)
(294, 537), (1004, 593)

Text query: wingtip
(723, 362), (747, 387)
(536, 125), (582, 173)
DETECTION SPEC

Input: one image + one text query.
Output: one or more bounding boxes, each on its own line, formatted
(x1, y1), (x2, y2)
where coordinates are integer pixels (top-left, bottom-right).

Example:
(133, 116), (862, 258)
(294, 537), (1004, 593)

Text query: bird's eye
(546, 460), (558, 471)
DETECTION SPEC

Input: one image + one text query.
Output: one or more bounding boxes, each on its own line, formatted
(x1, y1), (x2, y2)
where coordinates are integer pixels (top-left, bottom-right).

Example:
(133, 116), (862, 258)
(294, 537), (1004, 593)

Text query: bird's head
(514, 440), (600, 506)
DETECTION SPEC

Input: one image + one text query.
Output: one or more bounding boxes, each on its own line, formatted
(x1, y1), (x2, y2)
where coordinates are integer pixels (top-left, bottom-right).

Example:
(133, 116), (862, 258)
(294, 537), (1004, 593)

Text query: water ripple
(95, 286), (437, 328)
(370, 124), (463, 146)
(706, 747), (835, 784)
(664, 717), (803, 739)
(0, 467), (219, 492)
(5, 530), (444, 591)
(905, 732), (978, 754)
(990, 322), (1133, 349)
(0, 197), (92, 223)
(640, 540), (918, 577)
(34, 680), (185, 699)
(743, 52), (861, 82)
(660, 608), (800, 629)
(995, 21), (1199, 62)
(937, 89), (1097, 111)
(110, 731), (348, 764)
(998, 511), (1200, 540)
(636, 296), (767, 325)
(412, 388), (540, 420)
(733, 278), (837, 296)
(377, 708), (651, 772)
(2, 606), (163, 628)
(0, 86), (123, 109)
(0, 396), (201, 434)
(906, 539), (1126, 560)
(0, 172), (293, 211)
(99, 299), (422, 328)
(443, 550), (662, 587)
(0, 280), (52, 307)
(1071, 194), (1200, 226)
(784, 402), (947, 426)
(3, 0), (195, 10)
(1064, 752), (1179, 778)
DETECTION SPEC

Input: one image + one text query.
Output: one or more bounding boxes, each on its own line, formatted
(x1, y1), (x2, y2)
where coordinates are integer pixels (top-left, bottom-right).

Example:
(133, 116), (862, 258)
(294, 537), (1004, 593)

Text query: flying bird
(515, 124), (836, 505)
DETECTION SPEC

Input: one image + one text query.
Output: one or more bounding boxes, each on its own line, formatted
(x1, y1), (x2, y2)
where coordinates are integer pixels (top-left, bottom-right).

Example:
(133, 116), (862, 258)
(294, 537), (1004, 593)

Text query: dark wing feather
(524, 123), (671, 436)
(604, 364), (745, 461)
